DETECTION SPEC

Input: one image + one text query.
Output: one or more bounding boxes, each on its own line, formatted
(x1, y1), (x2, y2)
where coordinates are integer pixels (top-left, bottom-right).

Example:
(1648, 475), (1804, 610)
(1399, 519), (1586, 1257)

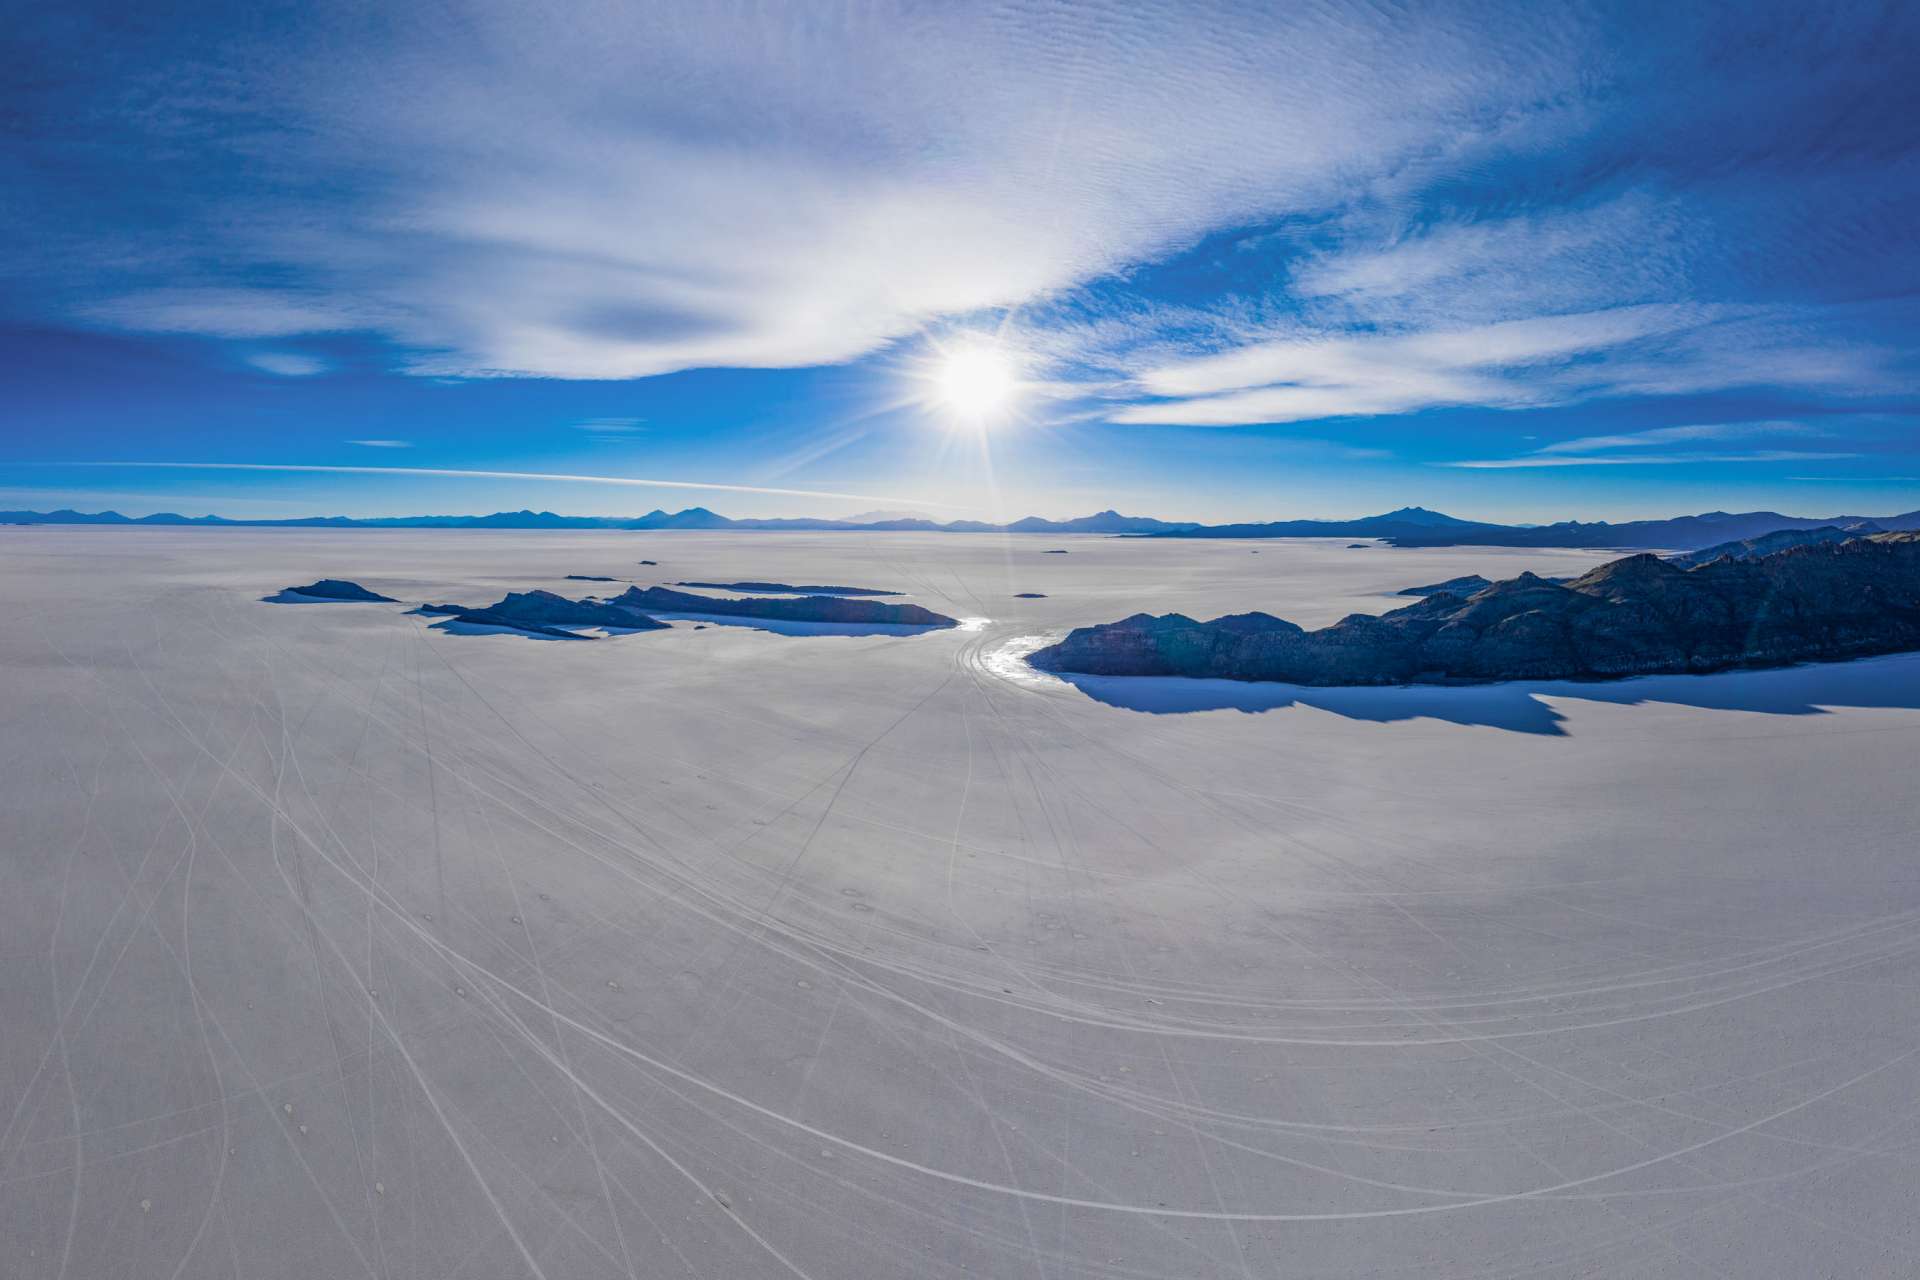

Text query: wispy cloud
(1788, 474), (1920, 483)
(1287, 195), (1706, 327)
(573, 417), (646, 443)
(1446, 450), (1859, 469)
(247, 351), (331, 377)
(1445, 419), (1854, 468)
(30, 4), (1605, 379)
(1535, 421), (1819, 454)
(1107, 303), (1899, 427)
(346, 438), (412, 448)
(1111, 305), (1716, 425)
(65, 461), (959, 507)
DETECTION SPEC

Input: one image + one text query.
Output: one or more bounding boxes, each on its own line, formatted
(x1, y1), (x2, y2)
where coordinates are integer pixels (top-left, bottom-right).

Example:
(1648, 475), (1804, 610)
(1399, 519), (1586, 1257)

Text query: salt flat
(4, 528), (1919, 1278)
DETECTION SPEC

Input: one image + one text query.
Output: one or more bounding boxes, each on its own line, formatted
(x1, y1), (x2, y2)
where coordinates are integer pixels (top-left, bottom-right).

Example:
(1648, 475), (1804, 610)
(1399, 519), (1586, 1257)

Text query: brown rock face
(1031, 534), (1920, 686)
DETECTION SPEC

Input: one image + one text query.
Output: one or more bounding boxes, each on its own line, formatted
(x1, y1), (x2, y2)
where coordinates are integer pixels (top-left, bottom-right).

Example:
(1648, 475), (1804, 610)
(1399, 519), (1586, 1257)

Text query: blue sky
(4, 0), (1919, 522)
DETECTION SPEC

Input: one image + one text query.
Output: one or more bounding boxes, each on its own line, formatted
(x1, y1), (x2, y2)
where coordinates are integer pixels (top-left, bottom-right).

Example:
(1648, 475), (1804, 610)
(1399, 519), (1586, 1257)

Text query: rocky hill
(445, 589), (671, 632)
(279, 579), (397, 602)
(1032, 533), (1920, 686)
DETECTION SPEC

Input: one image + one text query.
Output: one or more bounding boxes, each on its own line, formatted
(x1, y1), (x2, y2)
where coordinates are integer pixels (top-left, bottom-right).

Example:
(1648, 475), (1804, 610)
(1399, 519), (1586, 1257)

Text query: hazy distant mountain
(626, 506), (737, 529)
(1372, 506), (1479, 527)
(8, 504), (1920, 550)
(1146, 509), (1511, 542)
(1002, 509), (1201, 534)
(1377, 509), (1920, 550)
(1034, 533), (1920, 686)
(1666, 523), (1885, 569)
(1146, 507), (1920, 550)
(838, 508), (931, 523)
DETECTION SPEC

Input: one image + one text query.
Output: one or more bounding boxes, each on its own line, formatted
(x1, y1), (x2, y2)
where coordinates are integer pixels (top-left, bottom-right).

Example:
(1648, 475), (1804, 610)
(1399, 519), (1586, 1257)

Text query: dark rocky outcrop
(674, 581), (901, 596)
(281, 579), (396, 602)
(1032, 534), (1920, 686)
(437, 589), (670, 636)
(1396, 574), (1493, 597)
(614, 586), (955, 627)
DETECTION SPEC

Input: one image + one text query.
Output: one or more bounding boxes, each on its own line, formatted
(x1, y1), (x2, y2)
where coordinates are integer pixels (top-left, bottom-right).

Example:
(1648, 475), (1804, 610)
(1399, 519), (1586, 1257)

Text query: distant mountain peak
(840, 508), (931, 523)
(1374, 506), (1470, 526)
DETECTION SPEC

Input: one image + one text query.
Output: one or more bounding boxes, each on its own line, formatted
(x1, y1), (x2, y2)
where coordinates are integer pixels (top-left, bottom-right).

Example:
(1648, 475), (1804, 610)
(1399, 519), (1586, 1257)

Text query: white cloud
(1535, 420), (1818, 454)
(346, 439), (412, 448)
(572, 417), (646, 443)
(73, 2), (1596, 379)
(1112, 303), (1899, 427)
(246, 351), (332, 377)
(1289, 194), (1703, 327)
(1114, 305), (1718, 425)
(97, 291), (387, 340)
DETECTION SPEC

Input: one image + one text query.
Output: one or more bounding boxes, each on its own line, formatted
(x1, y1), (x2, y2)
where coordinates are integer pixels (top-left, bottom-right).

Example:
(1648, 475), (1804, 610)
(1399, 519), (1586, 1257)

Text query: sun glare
(935, 346), (1020, 424)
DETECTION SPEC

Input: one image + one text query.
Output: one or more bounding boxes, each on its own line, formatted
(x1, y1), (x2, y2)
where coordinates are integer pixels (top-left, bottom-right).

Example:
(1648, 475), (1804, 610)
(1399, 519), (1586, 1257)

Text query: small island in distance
(273, 578), (399, 603)
(282, 579), (957, 637)
(1032, 532), (1920, 686)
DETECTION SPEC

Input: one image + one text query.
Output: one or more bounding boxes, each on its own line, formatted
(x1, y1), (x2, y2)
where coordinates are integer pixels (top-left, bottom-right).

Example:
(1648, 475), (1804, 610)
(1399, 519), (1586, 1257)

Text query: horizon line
(57, 461), (968, 509)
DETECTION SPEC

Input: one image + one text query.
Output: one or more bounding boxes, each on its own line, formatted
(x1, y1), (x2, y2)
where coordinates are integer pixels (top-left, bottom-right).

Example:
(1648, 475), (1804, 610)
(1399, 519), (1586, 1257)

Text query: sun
(934, 345), (1020, 424)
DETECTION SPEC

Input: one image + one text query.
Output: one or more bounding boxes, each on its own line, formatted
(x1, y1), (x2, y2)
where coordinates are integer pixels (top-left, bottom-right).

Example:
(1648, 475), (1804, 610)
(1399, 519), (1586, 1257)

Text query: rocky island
(619, 586), (953, 626)
(277, 579), (397, 602)
(436, 589), (671, 633)
(1032, 533), (1920, 685)
(412, 584), (955, 636)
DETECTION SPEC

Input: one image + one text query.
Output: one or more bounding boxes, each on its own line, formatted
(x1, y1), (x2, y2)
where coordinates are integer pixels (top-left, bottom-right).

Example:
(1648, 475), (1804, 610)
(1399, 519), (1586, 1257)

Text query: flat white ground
(4, 528), (1919, 1278)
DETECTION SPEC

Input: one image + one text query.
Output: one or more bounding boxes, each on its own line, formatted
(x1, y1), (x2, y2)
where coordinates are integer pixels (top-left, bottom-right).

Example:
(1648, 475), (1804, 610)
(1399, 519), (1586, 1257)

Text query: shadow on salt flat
(1059, 672), (1572, 733)
(1055, 650), (1920, 736)
(260, 590), (366, 604)
(430, 619), (584, 641)
(648, 611), (952, 637)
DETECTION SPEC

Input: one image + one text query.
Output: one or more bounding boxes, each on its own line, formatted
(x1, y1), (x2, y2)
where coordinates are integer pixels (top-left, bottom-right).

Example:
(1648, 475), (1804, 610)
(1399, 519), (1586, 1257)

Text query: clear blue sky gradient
(4, 1), (1918, 522)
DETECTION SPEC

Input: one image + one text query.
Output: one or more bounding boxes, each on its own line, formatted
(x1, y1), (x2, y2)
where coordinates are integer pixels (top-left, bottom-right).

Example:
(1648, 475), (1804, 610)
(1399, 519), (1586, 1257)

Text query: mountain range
(0, 505), (1201, 534)
(8, 504), (1920, 550)
(1141, 507), (1920, 548)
